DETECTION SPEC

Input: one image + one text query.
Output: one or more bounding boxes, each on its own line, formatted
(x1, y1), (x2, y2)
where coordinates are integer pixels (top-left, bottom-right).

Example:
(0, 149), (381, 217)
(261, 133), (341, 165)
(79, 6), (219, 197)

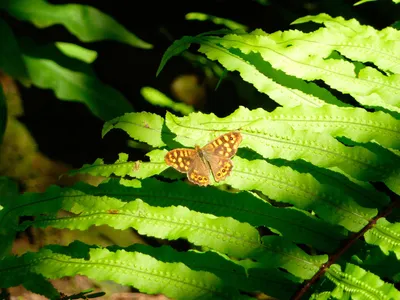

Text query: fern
(0, 0), (152, 49)
(0, 0), (152, 120)
(185, 12), (248, 31)
(141, 87), (194, 115)
(2, 11), (400, 300)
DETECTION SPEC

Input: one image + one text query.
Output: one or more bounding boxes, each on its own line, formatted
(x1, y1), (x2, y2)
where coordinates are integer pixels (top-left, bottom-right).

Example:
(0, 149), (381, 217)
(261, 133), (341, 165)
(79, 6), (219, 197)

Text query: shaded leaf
(23, 55), (133, 121)
(0, 18), (28, 81)
(1, 0), (152, 49)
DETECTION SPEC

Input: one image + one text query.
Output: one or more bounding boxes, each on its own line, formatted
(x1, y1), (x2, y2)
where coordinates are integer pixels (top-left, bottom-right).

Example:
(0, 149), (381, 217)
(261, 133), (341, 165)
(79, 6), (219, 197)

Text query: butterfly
(164, 132), (242, 186)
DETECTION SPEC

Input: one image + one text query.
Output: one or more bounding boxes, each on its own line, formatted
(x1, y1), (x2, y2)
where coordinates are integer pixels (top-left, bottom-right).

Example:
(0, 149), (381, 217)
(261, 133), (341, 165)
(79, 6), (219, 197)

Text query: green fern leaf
(270, 105), (400, 150)
(0, 0), (152, 49)
(68, 152), (167, 178)
(280, 16), (400, 75)
(22, 55), (133, 120)
(364, 218), (400, 259)
(0, 177), (19, 257)
(17, 196), (261, 259)
(185, 12), (248, 31)
(325, 263), (400, 300)
(68, 153), (135, 177)
(140, 149), (375, 232)
(108, 243), (300, 299)
(199, 40), (340, 108)
(140, 87), (194, 115)
(165, 108), (399, 182)
(9, 180), (329, 279)
(157, 36), (194, 76)
(0, 254), (60, 299)
(157, 17), (400, 113)
(227, 156), (377, 232)
(252, 236), (328, 280)
(355, 247), (400, 282)
(54, 42), (98, 64)
(72, 178), (347, 252)
(205, 32), (400, 113)
(0, 246), (245, 299)
(384, 175), (400, 196)
(102, 112), (166, 147)
(0, 18), (28, 81)
(270, 159), (390, 210)
(309, 291), (333, 300)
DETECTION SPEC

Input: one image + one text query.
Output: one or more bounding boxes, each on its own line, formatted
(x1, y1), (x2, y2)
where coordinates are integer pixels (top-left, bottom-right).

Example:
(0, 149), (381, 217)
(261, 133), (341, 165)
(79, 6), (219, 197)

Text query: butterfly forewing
(202, 132), (242, 159)
(201, 131), (241, 182)
(164, 148), (196, 173)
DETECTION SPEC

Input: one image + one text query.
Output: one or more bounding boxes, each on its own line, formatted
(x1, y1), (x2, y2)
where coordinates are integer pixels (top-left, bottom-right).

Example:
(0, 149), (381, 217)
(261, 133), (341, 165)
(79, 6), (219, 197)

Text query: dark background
(6, 0), (400, 167)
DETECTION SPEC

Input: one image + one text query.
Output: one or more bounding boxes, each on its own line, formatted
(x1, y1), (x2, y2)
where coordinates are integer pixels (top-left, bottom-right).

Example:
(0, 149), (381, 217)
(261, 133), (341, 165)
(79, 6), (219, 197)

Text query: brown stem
(292, 197), (400, 300)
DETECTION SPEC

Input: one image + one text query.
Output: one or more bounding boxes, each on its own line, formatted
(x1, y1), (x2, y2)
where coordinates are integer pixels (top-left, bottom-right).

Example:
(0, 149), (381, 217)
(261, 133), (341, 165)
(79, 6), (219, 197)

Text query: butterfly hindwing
(206, 155), (234, 182)
(187, 155), (211, 186)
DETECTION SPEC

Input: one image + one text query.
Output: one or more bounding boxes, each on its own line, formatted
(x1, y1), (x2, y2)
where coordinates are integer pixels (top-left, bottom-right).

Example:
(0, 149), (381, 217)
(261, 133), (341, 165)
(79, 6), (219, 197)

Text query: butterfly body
(164, 132), (242, 186)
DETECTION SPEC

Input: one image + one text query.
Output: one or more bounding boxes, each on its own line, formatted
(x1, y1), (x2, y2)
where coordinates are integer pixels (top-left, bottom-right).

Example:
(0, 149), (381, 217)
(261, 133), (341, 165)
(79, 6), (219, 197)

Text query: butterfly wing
(164, 148), (196, 173)
(165, 132), (242, 186)
(206, 155), (234, 182)
(202, 131), (242, 158)
(187, 153), (211, 186)
(165, 147), (211, 186)
(202, 132), (242, 182)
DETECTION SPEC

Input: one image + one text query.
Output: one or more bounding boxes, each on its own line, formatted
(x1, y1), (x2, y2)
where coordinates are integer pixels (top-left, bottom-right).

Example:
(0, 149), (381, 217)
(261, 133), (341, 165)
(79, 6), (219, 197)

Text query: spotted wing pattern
(164, 131), (242, 186)
(206, 156), (234, 182)
(201, 132), (242, 182)
(164, 148), (196, 173)
(187, 151), (211, 186)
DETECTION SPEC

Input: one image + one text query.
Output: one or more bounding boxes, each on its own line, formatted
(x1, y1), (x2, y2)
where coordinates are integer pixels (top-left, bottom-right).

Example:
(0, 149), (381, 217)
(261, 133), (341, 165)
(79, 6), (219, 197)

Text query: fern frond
(0, 19), (28, 81)
(0, 177), (19, 256)
(97, 107), (400, 185)
(102, 112), (166, 147)
(0, 0), (152, 49)
(67, 152), (166, 178)
(5, 180), (331, 280)
(82, 106), (400, 233)
(132, 148), (376, 233)
(364, 218), (400, 259)
(287, 14), (400, 74)
(72, 178), (347, 252)
(226, 156), (377, 232)
(22, 55), (133, 121)
(201, 32), (400, 112)
(0, 253), (60, 299)
(384, 175), (400, 196)
(165, 109), (400, 182)
(270, 159), (390, 210)
(55, 42), (98, 64)
(325, 263), (400, 300)
(185, 12), (248, 31)
(270, 105), (400, 150)
(205, 41), (339, 108)
(0, 245), (244, 299)
(140, 87), (194, 115)
(110, 243), (301, 299)
(16, 197), (260, 259)
(355, 247), (400, 282)
(157, 16), (400, 113)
